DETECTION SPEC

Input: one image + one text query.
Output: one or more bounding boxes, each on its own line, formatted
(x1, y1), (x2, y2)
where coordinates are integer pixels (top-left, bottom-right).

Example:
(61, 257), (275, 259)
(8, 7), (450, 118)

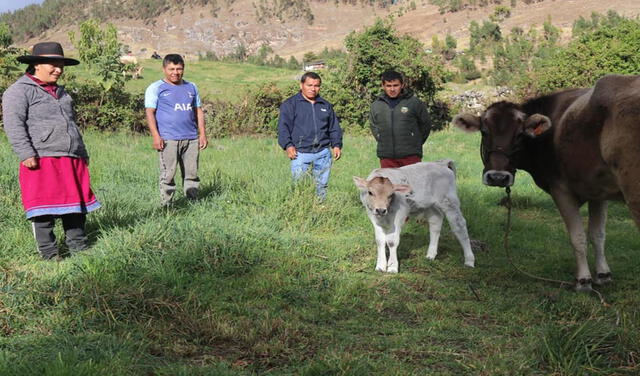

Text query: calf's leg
(385, 210), (408, 273)
(373, 223), (388, 272)
(440, 199), (475, 267)
(425, 208), (443, 260)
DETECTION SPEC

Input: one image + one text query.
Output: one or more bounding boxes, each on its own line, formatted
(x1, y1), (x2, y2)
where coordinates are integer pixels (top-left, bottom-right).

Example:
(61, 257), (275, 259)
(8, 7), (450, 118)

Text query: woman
(2, 41), (100, 260)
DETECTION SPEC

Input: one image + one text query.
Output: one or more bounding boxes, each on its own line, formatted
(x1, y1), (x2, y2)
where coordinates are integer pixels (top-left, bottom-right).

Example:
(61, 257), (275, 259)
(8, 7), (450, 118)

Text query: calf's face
(353, 176), (411, 217)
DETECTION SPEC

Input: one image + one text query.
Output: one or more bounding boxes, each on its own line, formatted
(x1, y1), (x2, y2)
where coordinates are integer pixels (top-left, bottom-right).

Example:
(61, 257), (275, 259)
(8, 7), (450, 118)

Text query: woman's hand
(22, 157), (39, 169)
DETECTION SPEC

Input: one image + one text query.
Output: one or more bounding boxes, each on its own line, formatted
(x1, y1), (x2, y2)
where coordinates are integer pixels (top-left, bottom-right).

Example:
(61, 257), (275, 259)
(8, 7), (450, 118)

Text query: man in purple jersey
(145, 54), (208, 206)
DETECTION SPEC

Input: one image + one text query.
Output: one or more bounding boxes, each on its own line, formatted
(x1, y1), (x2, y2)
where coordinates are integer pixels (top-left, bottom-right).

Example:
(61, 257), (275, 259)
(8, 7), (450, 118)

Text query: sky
(0, 0), (45, 14)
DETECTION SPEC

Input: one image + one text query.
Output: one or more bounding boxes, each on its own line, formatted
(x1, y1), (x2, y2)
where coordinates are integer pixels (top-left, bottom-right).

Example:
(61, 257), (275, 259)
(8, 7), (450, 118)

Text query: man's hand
(332, 146), (342, 161)
(199, 134), (208, 150)
(286, 146), (297, 160)
(22, 157), (39, 169)
(152, 135), (165, 151)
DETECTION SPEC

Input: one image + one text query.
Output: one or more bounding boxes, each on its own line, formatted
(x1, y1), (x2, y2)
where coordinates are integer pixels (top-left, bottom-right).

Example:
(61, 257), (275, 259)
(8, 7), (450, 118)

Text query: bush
(0, 26), (28, 129)
(66, 80), (146, 132)
(521, 17), (640, 96)
(456, 55), (481, 82)
(204, 82), (298, 138)
(321, 19), (449, 131)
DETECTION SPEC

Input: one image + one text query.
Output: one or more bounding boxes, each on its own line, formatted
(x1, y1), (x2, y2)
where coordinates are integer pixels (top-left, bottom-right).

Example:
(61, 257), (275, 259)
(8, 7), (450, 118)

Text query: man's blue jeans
(290, 147), (332, 200)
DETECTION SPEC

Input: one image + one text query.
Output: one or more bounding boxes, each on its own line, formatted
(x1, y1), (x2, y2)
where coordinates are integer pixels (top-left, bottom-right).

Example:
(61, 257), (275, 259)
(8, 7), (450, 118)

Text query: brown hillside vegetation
(23, 0), (640, 59)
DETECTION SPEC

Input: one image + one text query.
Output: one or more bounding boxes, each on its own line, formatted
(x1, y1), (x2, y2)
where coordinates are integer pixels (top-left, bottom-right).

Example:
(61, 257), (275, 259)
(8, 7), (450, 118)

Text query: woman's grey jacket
(2, 75), (88, 162)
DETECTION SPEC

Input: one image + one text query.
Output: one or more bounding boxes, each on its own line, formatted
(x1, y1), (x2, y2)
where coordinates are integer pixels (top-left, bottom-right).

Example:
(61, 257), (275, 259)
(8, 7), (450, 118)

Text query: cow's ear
(524, 114), (552, 138)
(453, 113), (481, 133)
(393, 184), (412, 195)
(353, 176), (368, 190)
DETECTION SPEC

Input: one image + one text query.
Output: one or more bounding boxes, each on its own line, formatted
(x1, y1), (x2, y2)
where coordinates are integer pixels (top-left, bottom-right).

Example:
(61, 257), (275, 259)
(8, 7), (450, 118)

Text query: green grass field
(0, 130), (639, 375)
(66, 59), (299, 102)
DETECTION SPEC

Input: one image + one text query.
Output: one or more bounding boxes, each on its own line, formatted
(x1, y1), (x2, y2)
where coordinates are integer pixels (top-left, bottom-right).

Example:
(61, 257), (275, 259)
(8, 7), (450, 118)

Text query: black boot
(61, 213), (88, 254)
(31, 215), (59, 260)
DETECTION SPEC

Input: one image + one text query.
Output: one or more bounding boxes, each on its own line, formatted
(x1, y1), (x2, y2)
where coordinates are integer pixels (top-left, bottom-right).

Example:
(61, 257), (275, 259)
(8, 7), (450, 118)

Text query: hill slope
(17, 0), (640, 59)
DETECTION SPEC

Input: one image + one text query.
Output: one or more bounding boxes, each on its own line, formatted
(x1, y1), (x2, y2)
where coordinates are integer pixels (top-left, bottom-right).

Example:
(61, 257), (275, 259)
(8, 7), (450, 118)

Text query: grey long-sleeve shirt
(2, 75), (88, 162)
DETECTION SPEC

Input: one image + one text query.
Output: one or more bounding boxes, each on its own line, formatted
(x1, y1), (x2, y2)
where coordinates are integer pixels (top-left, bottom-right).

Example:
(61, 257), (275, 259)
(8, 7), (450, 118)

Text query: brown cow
(453, 74), (640, 291)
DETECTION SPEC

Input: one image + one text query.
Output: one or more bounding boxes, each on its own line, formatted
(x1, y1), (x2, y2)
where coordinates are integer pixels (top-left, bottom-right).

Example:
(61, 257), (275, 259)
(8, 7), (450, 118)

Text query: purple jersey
(145, 79), (202, 140)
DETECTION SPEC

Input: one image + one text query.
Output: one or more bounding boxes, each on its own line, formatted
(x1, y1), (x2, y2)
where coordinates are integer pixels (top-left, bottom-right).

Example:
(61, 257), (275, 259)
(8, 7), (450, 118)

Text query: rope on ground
(501, 187), (609, 306)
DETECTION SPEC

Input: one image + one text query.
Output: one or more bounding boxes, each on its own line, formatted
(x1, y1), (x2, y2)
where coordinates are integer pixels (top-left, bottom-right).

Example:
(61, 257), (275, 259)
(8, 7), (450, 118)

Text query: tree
(523, 17), (640, 96)
(445, 34), (457, 50)
(68, 18), (125, 97)
(66, 19), (145, 132)
(0, 22), (25, 108)
(287, 55), (300, 70)
(303, 51), (318, 63)
(542, 16), (560, 44)
(322, 19), (448, 130)
(228, 43), (248, 62)
(457, 55), (481, 81)
(0, 22), (12, 48)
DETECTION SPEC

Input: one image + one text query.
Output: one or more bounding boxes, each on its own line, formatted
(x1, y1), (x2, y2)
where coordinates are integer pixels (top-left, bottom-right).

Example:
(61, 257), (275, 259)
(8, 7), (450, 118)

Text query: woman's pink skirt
(19, 156), (101, 219)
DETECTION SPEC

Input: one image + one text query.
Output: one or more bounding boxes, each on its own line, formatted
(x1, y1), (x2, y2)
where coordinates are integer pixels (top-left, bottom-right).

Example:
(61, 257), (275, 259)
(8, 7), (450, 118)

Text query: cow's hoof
(426, 253), (437, 261)
(594, 272), (613, 285)
(375, 266), (386, 272)
(387, 266), (398, 273)
(574, 278), (593, 292)
(464, 260), (475, 268)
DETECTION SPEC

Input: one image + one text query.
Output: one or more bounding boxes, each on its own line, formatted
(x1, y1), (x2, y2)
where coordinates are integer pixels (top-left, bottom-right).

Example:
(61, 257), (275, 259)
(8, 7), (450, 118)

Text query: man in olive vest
(369, 70), (431, 168)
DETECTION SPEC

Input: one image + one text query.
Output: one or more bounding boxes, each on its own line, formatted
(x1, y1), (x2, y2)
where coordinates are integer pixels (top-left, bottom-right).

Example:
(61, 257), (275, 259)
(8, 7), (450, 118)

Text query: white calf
(353, 160), (475, 273)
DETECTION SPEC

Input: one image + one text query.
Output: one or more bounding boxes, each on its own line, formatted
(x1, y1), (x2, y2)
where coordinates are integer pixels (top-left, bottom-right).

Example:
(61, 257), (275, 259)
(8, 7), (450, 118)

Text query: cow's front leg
(425, 209), (443, 260)
(373, 223), (387, 272)
(552, 189), (592, 291)
(588, 200), (612, 285)
(386, 209), (408, 273)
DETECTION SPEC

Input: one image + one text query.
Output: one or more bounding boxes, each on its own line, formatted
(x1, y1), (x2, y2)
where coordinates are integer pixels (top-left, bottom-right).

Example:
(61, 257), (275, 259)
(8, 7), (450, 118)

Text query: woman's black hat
(17, 42), (80, 66)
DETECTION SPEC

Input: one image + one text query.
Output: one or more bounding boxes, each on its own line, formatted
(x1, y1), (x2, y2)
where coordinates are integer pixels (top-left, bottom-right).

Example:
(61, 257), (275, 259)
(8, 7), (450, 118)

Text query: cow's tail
(436, 158), (457, 176)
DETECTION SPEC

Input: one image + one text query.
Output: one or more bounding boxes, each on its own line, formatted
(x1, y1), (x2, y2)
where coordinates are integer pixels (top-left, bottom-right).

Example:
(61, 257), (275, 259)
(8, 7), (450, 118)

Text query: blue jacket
(277, 92), (343, 153)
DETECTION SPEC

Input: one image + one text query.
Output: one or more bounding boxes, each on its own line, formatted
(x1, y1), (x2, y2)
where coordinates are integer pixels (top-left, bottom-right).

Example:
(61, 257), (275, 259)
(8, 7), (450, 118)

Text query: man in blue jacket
(278, 72), (343, 200)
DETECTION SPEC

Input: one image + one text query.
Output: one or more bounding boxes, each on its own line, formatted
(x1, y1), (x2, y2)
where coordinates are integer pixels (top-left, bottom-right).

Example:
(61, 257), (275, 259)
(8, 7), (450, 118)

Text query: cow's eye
(367, 191), (373, 196)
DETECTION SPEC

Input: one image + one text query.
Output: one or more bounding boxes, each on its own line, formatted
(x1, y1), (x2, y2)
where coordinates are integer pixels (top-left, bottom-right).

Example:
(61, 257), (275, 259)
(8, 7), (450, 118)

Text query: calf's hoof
(574, 278), (593, 292)
(593, 272), (613, 286)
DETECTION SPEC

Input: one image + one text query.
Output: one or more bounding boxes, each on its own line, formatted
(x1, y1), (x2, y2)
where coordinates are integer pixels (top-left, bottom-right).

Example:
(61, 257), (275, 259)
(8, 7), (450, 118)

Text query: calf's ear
(453, 113), (481, 133)
(353, 176), (368, 190)
(393, 184), (412, 195)
(524, 114), (552, 138)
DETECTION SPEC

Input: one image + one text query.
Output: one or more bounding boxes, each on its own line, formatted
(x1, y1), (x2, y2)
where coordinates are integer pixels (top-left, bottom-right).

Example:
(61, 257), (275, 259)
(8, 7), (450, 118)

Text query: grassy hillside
(67, 59), (299, 102)
(1, 130), (638, 374)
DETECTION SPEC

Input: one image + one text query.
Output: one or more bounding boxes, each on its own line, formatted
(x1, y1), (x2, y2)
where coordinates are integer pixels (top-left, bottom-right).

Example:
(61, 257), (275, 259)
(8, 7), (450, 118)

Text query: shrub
(66, 80), (146, 132)
(456, 55), (481, 82)
(65, 18), (146, 132)
(521, 17), (640, 96)
(0, 23), (28, 129)
(0, 22), (12, 48)
(204, 82), (298, 138)
(321, 19), (449, 131)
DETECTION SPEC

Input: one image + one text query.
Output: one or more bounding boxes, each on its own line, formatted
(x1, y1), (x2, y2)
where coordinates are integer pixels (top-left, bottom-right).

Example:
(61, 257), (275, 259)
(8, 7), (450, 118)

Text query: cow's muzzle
(374, 208), (388, 216)
(483, 170), (514, 187)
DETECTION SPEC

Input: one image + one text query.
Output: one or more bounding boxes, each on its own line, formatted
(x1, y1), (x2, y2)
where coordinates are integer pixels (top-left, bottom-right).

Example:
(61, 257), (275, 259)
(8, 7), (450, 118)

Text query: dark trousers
(31, 214), (88, 259)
